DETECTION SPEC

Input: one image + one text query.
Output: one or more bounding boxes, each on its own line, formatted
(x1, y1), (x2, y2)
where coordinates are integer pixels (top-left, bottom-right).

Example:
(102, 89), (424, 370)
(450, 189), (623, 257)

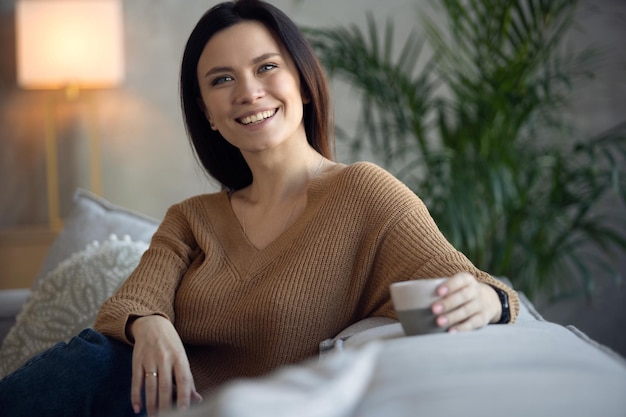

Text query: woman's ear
(197, 97), (217, 131)
(301, 88), (311, 105)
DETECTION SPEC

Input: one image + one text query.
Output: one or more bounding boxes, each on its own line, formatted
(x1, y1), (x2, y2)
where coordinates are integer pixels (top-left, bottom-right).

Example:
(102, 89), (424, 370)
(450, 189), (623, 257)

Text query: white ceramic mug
(390, 278), (448, 336)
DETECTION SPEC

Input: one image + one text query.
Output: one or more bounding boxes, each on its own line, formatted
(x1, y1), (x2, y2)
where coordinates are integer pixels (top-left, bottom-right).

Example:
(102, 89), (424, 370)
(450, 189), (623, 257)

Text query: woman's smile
(238, 108), (278, 126)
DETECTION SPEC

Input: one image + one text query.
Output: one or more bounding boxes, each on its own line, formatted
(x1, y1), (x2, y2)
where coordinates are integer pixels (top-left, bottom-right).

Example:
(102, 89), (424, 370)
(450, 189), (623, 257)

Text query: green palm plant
(305, 0), (626, 300)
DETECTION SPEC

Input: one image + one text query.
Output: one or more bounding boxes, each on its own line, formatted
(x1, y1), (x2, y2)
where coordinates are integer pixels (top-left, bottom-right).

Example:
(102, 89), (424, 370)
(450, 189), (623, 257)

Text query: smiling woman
(0, 1), (518, 416)
(192, 17), (332, 250)
(196, 21), (308, 159)
(180, 1), (334, 192)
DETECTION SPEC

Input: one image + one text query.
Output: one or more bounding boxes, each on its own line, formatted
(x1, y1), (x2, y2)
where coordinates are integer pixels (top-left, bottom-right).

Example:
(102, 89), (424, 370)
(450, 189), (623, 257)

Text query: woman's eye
(258, 63), (277, 73)
(211, 75), (233, 86)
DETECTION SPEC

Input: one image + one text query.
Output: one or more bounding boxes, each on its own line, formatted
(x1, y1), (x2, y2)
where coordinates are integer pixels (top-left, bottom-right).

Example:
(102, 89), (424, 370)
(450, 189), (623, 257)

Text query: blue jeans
(0, 328), (143, 417)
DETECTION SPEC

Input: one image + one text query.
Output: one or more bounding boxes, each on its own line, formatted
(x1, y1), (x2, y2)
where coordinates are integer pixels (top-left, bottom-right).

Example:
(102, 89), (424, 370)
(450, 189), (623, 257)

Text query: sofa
(1, 189), (625, 417)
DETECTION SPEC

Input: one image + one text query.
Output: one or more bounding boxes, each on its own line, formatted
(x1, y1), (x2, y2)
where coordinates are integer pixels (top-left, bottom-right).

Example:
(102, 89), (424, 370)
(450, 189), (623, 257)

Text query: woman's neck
(242, 146), (325, 206)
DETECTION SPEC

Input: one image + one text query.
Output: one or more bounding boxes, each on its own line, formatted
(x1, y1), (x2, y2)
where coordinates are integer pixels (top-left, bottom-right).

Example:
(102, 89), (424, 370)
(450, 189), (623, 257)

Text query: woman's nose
(234, 75), (264, 104)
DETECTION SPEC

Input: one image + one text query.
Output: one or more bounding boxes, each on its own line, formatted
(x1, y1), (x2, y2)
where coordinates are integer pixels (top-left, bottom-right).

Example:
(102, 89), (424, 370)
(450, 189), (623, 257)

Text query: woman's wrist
(125, 315), (141, 343)
(126, 314), (162, 343)
(483, 284), (503, 324)
(487, 285), (511, 324)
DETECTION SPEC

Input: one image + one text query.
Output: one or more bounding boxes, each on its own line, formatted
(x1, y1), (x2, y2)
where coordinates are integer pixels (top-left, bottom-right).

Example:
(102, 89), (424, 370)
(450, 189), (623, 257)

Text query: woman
(0, 1), (519, 416)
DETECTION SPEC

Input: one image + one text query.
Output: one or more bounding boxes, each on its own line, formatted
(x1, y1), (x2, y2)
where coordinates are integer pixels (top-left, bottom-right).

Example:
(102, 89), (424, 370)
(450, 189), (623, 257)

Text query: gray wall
(0, 1), (624, 354)
(528, 0), (626, 357)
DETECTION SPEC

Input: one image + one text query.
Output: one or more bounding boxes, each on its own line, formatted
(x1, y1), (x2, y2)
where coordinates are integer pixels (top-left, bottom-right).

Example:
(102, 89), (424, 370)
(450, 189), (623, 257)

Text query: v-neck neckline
(212, 163), (345, 277)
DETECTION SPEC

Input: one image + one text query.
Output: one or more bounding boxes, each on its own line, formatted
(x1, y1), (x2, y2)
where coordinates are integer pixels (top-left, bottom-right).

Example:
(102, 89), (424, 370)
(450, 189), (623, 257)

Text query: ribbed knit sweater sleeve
(94, 203), (200, 342)
(342, 163), (519, 320)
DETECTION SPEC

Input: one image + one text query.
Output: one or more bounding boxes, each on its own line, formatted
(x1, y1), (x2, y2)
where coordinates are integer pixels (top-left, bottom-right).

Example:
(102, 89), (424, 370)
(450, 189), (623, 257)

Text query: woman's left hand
(431, 272), (502, 332)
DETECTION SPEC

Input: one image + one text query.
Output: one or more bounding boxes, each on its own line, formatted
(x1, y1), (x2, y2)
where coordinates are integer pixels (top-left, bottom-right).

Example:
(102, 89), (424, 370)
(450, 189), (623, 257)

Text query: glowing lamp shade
(16, 0), (124, 89)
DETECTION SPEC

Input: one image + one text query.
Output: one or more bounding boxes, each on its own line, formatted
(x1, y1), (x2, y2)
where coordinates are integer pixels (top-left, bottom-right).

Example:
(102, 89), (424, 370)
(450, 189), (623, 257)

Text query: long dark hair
(180, 0), (334, 190)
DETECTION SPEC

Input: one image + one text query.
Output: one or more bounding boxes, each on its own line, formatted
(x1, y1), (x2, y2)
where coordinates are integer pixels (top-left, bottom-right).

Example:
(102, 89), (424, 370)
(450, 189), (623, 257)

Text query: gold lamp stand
(44, 89), (103, 232)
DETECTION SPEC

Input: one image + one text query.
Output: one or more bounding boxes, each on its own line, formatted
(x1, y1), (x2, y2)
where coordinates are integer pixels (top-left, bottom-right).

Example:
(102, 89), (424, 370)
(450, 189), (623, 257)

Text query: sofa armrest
(0, 288), (31, 344)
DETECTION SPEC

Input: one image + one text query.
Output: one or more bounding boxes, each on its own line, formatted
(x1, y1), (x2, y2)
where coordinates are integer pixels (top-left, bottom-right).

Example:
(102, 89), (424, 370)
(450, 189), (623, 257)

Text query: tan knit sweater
(94, 162), (519, 393)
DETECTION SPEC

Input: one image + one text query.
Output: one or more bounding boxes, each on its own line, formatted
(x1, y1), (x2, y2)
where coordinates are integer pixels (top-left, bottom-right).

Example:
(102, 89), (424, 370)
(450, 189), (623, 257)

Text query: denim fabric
(0, 328), (142, 417)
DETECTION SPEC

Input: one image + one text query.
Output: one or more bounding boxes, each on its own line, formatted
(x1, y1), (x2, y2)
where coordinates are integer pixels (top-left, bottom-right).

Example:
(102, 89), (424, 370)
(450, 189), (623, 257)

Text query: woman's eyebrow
(252, 52), (281, 64)
(204, 66), (232, 78)
(204, 52), (281, 78)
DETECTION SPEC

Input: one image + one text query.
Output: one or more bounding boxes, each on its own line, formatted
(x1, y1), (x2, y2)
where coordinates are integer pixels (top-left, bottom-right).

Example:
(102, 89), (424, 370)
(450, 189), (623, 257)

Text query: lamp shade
(16, 0), (124, 89)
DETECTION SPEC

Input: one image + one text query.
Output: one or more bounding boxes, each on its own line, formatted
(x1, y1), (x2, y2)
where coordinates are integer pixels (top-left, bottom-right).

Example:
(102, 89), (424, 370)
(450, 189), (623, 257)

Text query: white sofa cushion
(0, 235), (147, 378)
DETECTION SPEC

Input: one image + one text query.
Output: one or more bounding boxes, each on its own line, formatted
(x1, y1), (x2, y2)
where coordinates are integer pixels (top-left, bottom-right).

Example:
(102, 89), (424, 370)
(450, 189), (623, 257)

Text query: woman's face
(196, 20), (308, 155)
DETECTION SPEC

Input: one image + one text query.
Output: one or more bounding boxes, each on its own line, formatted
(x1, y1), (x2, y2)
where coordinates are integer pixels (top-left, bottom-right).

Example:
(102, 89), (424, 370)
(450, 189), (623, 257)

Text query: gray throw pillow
(34, 188), (159, 287)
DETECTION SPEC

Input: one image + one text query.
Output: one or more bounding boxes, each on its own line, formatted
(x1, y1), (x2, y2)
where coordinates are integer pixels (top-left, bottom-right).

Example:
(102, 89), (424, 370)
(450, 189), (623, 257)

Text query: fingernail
(432, 303), (443, 314)
(133, 405), (141, 414)
(448, 328), (458, 334)
(437, 316), (448, 326)
(438, 286), (448, 296)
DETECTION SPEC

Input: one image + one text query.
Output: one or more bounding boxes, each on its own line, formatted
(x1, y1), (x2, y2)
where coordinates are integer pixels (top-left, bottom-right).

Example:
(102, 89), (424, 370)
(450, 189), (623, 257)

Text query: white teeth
(240, 109), (276, 125)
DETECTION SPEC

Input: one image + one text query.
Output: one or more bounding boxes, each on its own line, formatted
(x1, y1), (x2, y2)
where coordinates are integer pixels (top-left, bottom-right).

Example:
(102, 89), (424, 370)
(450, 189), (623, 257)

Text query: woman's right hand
(129, 315), (202, 416)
